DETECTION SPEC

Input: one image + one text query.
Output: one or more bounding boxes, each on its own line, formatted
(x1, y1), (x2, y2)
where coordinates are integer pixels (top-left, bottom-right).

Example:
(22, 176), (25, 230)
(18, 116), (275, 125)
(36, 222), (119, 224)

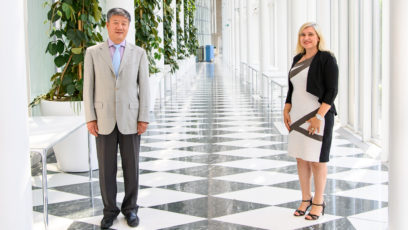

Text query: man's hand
(87, 120), (99, 137)
(137, 122), (148, 135)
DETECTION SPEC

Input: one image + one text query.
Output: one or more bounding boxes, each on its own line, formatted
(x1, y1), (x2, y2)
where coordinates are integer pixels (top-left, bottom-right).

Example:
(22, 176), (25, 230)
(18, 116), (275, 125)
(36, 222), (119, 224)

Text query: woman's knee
(310, 162), (325, 168)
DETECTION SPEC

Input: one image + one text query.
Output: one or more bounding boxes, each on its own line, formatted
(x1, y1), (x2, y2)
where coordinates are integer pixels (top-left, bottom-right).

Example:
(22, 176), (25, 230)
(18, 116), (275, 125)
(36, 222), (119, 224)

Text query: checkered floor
(32, 62), (388, 229)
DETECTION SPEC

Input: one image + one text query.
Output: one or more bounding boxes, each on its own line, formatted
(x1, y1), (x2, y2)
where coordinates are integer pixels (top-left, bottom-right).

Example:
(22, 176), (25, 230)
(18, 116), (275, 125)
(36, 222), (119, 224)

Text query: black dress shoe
(125, 212), (139, 227)
(100, 216), (116, 229)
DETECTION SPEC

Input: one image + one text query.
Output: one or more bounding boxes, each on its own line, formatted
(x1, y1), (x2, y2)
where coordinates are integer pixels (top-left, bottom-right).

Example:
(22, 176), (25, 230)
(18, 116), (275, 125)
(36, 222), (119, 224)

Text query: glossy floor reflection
(32, 61), (388, 229)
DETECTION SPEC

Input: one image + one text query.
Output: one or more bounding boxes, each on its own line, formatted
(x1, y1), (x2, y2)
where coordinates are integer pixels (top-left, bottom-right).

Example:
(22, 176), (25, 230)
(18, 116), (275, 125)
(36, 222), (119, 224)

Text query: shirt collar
(108, 38), (126, 47)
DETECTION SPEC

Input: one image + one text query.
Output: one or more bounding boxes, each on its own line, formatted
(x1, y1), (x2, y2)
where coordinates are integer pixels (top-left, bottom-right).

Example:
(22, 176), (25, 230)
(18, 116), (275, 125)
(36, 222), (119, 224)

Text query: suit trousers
(95, 124), (140, 217)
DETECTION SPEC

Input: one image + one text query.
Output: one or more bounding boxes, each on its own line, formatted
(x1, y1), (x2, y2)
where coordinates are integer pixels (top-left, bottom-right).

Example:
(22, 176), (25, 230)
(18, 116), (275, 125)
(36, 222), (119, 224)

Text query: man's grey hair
(107, 8), (131, 22)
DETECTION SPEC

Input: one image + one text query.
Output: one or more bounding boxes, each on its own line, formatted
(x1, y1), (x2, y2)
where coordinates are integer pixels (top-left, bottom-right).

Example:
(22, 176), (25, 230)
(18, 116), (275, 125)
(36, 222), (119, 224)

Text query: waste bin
(205, 45), (214, 62)
(197, 46), (204, 62)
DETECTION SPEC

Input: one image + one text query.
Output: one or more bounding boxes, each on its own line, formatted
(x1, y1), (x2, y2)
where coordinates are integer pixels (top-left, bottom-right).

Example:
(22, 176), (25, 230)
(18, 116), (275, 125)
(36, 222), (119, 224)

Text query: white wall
(0, 1), (33, 229)
(389, 1), (408, 229)
(27, 1), (55, 115)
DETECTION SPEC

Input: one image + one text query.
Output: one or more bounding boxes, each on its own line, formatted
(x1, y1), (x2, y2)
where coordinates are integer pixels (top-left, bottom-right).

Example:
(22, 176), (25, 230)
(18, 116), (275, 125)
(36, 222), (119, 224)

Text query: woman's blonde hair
(296, 22), (326, 54)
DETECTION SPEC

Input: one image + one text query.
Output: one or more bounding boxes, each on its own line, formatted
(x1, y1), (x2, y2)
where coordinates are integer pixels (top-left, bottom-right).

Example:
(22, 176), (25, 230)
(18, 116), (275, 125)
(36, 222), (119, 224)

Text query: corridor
(32, 62), (388, 229)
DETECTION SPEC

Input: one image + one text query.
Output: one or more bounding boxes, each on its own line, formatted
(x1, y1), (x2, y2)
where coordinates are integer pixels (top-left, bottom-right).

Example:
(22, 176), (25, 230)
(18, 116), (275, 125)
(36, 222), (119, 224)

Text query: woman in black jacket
(283, 22), (338, 220)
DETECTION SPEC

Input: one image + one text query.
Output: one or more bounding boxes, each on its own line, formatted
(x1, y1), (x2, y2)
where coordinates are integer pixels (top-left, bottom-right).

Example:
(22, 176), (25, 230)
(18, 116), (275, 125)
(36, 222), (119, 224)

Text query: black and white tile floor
(32, 61), (388, 229)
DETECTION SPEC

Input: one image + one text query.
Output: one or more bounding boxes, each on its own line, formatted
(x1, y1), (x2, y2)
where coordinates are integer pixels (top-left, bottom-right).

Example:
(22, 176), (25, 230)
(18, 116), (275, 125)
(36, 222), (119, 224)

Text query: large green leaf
(62, 3), (72, 19)
(80, 14), (87, 22)
(66, 29), (76, 41)
(66, 84), (76, 95)
(56, 40), (65, 54)
(62, 74), (73, 86)
(72, 54), (83, 64)
(54, 55), (66, 67)
(47, 42), (58, 55)
(75, 82), (83, 91)
(93, 3), (101, 22)
(71, 47), (82, 54)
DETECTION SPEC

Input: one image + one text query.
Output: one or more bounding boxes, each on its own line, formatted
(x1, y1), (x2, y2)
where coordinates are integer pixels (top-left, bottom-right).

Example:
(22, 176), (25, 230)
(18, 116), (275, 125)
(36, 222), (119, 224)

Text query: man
(83, 8), (150, 229)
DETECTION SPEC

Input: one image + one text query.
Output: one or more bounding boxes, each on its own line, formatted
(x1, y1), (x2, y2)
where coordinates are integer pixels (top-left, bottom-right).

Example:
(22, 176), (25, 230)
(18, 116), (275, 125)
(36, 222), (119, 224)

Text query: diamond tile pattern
(31, 62), (388, 229)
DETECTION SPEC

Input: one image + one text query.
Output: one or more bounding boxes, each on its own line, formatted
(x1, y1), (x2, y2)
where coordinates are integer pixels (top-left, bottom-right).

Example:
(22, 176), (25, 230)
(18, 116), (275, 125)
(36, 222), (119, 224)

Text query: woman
(283, 22), (338, 220)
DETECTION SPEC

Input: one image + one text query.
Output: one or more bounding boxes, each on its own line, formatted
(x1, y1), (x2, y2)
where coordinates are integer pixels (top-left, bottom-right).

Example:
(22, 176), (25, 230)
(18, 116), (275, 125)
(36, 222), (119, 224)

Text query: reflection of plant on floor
(163, 0), (179, 74)
(135, 0), (164, 74)
(30, 0), (106, 107)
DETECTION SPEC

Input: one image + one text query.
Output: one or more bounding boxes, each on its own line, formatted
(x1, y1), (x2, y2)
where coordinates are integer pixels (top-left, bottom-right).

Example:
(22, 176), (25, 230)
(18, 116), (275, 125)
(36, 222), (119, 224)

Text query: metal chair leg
(40, 149), (48, 229)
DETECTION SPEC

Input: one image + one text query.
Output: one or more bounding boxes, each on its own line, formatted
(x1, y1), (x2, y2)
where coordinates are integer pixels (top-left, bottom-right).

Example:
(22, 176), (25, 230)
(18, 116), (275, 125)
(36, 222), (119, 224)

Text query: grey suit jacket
(83, 41), (150, 135)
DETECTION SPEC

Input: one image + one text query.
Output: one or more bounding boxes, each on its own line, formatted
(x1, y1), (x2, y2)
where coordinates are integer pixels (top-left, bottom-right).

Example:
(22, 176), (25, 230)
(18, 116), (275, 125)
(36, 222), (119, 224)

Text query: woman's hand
(307, 117), (321, 135)
(284, 111), (292, 131)
(283, 104), (292, 131)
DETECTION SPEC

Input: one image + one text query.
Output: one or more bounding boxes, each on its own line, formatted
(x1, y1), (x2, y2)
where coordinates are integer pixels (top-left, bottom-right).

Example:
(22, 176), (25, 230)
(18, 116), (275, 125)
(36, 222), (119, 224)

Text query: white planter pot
(149, 73), (163, 111)
(40, 100), (98, 172)
(163, 65), (173, 93)
(176, 56), (197, 78)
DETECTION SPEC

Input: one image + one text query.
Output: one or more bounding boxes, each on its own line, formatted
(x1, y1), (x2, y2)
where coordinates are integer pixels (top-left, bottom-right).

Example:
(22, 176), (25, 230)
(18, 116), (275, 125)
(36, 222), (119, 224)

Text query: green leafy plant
(183, 0), (189, 52)
(163, 0), (179, 73)
(135, 0), (164, 74)
(30, 0), (106, 107)
(176, 0), (187, 59)
(186, 0), (199, 55)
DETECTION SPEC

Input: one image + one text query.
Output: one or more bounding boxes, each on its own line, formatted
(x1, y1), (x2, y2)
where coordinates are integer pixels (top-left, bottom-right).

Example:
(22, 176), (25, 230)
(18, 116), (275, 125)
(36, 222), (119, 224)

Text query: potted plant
(184, 0), (199, 72)
(30, 0), (106, 172)
(164, 0), (179, 74)
(135, 0), (165, 111)
(185, 0), (199, 57)
(176, 0), (198, 76)
(176, 0), (187, 61)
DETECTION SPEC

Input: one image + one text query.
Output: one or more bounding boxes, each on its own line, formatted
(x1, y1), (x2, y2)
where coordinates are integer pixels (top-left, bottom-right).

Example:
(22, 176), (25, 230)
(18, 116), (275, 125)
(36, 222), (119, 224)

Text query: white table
(29, 116), (92, 229)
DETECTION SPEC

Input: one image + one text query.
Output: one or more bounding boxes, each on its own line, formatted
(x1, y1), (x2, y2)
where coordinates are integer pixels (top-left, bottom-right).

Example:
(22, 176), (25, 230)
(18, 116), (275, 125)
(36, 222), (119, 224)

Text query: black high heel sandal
(293, 198), (313, 216)
(305, 202), (326, 220)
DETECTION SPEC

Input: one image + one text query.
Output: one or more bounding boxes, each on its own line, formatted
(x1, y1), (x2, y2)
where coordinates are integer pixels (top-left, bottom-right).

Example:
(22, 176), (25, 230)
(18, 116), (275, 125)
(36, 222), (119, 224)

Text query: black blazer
(285, 50), (339, 114)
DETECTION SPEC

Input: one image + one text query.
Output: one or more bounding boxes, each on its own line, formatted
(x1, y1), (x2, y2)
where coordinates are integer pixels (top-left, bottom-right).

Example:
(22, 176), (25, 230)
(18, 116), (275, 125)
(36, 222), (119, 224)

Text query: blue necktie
(112, 44), (121, 77)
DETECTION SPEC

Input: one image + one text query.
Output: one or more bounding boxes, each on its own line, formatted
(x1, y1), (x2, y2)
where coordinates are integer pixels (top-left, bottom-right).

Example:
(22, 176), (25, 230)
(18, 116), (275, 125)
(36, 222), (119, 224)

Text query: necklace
(300, 51), (317, 62)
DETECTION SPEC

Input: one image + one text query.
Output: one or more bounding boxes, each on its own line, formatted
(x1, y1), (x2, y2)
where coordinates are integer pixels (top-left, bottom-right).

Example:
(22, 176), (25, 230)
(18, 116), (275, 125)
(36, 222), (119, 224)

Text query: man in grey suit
(83, 8), (150, 229)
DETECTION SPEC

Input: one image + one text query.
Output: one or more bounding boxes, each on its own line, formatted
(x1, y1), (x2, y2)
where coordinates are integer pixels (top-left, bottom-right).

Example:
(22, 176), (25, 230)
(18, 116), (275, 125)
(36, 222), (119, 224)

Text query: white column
(288, 0), (307, 64)
(106, 0), (136, 44)
(338, 0), (349, 127)
(359, 0), (372, 141)
(316, 0), (330, 49)
(381, 0), (390, 162)
(230, 0), (235, 68)
(246, 0), (252, 66)
(330, 0), (339, 57)
(275, 0), (288, 73)
(228, 0), (233, 67)
(306, 0), (316, 21)
(389, 0), (408, 229)
(348, 0), (360, 131)
(0, 1), (32, 229)
(221, 0), (228, 63)
(258, 0), (267, 96)
(239, 0), (246, 68)
(234, 1), (240, 70)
